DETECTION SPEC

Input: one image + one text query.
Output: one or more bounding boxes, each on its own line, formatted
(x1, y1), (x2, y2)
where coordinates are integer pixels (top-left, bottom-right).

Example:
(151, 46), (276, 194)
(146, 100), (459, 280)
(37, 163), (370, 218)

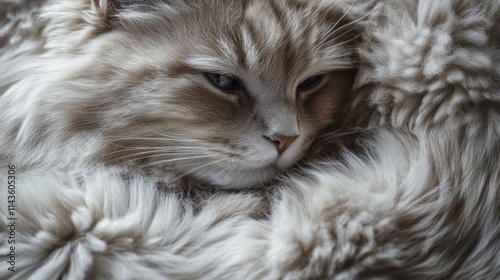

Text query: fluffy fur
(1, 0), (500, 279)
(0, 0), (358, 188)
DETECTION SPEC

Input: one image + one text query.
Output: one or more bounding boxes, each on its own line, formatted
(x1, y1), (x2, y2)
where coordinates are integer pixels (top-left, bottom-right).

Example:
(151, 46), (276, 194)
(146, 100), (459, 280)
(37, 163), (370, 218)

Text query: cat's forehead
(176, 0), (355, 81)
(239, 1), (311, 72)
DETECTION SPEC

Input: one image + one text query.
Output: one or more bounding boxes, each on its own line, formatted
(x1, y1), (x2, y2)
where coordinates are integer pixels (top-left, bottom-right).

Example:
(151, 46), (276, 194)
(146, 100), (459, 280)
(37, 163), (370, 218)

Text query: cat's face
(61, 0), (357, 188)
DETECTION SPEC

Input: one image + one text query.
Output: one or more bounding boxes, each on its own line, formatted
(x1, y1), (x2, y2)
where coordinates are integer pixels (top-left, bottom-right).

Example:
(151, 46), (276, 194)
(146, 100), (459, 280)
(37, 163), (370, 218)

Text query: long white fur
(1, 0), (499, 279)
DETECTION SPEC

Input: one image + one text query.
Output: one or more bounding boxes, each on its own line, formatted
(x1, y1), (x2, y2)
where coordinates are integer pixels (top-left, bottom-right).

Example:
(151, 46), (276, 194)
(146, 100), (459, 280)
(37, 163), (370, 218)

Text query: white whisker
(211, 152), (240, 179)
(111, 151), (205, 162)
(328, 30), (366, 50)
(107, 136), (207, 143)
(102, 146), (216, 158)
(318, 1), (372, 45)
(331, 0), (357, 36)
(168, 158), (226, 184)
(138, 155), (218, 169)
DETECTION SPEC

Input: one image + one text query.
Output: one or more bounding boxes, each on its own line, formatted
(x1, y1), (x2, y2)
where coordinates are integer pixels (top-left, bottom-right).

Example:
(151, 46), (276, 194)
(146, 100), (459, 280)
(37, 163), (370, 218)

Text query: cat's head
(44, 0), (359, 188)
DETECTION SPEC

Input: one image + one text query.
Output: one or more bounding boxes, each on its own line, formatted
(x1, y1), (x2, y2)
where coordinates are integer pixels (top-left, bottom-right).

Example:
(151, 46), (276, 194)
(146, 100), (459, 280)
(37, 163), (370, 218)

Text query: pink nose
(268, 134), (299, 155)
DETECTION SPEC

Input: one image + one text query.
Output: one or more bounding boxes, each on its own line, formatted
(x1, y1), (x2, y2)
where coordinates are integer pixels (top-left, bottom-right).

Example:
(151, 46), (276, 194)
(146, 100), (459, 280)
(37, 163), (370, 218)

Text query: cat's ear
(93, 0), (183, 31)
(38, 0), (111, 50)
(98, 0), (146, 29)
(41, 0), (137, 50)
(50, 0), (133, 34)
(87, 0), (122, 32)
(86, 0), (111, 31)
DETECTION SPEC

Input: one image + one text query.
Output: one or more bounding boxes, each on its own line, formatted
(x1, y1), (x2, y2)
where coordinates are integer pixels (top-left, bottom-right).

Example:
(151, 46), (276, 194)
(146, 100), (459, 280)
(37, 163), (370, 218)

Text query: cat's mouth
(197, 137), (310, 188)
(189, 148), (306, 189)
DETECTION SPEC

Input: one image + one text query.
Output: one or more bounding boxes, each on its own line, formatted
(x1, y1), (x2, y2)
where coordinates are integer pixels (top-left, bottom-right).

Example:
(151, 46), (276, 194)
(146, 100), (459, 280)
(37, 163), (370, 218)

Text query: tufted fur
(1, 0), (500, 279)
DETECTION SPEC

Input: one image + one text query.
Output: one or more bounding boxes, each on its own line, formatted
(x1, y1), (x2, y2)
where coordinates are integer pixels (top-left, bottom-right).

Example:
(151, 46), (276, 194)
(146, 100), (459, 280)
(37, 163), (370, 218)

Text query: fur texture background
(1, 0), (500, 279)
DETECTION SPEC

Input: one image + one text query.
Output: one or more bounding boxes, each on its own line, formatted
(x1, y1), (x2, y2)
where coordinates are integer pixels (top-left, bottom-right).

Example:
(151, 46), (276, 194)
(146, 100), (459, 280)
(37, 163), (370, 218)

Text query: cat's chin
(203, 141), (309, 188)
(199, 148), (308, 188)
(196, 164), (279, 189)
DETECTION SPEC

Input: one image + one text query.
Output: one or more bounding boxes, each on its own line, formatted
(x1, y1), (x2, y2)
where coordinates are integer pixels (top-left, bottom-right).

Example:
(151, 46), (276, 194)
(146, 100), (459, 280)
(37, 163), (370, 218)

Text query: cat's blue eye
(206, 73), (241, 91)
(297, 75), (322, 90)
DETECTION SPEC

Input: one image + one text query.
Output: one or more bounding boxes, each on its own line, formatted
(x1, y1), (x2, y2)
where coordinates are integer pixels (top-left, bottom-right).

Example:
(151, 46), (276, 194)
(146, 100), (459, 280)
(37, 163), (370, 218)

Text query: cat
(0, 0), (359, 188)
(1, 0), (500, 279)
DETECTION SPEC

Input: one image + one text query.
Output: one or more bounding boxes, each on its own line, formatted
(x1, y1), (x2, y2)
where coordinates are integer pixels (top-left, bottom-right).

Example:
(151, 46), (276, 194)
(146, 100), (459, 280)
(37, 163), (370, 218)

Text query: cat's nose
(266, 134), (299, 155)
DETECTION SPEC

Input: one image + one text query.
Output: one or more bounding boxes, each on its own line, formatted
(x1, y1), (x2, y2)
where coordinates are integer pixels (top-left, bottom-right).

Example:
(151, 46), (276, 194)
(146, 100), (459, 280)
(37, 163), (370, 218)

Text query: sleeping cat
(0, 0), (359, 188)
(1, 0), (499, 279)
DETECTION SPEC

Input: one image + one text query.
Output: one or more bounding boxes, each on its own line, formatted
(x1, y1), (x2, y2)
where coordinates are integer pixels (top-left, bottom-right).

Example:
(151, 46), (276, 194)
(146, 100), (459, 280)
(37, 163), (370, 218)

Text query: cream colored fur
(1, 0), (499, 279)
(0, 0), (358, 188)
